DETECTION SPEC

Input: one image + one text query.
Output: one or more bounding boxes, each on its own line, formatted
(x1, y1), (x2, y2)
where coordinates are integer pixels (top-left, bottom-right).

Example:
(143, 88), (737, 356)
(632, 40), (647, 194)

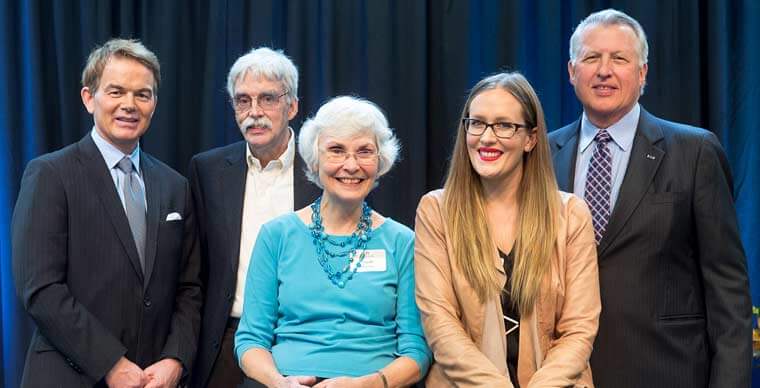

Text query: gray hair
(298, 96), (400, 188)
(227, 47), (298, 102)
(569, 9), (649, 66)
(82, 38), (160, 93)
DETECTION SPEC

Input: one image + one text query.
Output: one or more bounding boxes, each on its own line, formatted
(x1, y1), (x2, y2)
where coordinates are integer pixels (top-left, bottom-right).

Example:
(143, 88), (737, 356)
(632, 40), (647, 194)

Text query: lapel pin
(646, 154), (656, 160)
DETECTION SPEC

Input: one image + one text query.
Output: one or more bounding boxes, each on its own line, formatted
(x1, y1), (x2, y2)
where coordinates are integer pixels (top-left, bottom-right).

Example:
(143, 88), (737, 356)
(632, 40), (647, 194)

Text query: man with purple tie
(548, 9), (751, 388)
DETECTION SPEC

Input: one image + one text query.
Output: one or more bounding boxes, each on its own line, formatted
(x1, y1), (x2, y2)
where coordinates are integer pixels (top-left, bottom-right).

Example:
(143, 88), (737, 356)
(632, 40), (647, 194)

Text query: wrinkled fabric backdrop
(1, 1), (758, 386)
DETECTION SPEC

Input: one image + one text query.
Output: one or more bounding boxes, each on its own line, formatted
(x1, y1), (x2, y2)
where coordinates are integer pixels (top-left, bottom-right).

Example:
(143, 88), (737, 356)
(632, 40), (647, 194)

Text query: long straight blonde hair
(443, 72), (560, 315)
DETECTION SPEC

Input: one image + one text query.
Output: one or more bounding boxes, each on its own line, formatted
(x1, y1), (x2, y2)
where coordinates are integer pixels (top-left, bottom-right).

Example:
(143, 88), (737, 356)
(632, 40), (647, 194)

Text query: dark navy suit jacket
(549, 109), (751, 388)
(12, 134), (202, 387)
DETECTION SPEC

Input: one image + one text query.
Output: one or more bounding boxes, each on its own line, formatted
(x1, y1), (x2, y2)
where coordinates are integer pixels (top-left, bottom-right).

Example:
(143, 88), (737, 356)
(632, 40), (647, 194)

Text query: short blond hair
(569, 9), (648, 66)
(81, 38), (160, 93)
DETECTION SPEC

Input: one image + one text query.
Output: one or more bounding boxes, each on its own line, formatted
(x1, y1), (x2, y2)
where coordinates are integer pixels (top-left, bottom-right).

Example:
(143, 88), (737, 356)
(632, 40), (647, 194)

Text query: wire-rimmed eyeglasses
(233, 91), (289, 112)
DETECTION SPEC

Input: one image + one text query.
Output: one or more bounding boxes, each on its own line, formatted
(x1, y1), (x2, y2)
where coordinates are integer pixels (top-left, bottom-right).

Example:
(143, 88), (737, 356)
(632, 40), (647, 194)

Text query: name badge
(350, 249), (387, 272)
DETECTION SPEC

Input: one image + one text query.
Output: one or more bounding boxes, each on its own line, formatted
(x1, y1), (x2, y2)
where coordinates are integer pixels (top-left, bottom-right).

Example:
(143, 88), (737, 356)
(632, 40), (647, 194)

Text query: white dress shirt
(231, 130), (296, 318)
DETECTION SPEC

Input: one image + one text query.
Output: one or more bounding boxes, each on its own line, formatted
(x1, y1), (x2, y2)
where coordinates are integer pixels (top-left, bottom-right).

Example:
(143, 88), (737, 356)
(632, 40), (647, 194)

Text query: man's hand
(106, 356), (149, 388)
(273, 375), (318, 388)
(143, 358), (183, 388)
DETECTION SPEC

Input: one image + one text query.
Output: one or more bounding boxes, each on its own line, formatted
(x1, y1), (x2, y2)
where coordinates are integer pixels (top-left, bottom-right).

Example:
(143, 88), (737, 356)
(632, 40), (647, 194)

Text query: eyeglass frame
(232, 90), (289, 112)
(320, 147), (379, 166)
(462, 117), (532, 139)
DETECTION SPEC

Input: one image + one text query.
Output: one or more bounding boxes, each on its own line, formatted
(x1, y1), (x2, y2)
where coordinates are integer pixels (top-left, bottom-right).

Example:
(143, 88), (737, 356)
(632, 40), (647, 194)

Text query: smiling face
(233, 72), (298, 160)
(318, 132), (379, 207)
(569, 24), (648, 128)
(465, 88), (537, 185)
(81, 56), (157, 154)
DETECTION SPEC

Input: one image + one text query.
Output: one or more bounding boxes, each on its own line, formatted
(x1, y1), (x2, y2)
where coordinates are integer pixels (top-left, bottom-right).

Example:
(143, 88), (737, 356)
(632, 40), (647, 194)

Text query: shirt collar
(245, 127), (295, 171)
(90, 127), (141, 175)
(579, 103), (640, 153)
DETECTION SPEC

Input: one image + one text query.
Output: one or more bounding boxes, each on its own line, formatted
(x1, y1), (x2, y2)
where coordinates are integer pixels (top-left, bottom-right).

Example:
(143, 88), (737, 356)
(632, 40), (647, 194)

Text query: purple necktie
(584, 130), (612, 244)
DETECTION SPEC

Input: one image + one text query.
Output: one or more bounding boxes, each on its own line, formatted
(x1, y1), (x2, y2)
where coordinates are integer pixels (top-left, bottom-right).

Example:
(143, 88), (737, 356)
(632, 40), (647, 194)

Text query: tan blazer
(414, 190), (600, 387)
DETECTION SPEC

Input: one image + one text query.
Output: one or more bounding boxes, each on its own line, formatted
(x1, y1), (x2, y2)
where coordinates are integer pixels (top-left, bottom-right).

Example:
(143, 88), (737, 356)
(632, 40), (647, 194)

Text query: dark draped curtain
(1, 1), (758, 386)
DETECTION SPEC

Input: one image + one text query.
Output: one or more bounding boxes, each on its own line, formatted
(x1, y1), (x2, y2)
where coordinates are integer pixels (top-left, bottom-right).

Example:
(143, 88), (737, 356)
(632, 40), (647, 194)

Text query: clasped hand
(273, 375), (367, 388)
(106, 357), (182, 388)
(312, 376), (368, 388)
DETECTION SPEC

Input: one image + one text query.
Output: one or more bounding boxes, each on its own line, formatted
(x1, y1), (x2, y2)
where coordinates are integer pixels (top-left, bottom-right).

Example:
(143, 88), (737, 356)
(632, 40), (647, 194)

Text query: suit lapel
(293, 154), (320, 208)
(222, 143), (247, 274)
(141, 153), (161, 289)
(76, 135), (144, 282)
(598, 109), (665, 256)
(551, 120), (581, 192)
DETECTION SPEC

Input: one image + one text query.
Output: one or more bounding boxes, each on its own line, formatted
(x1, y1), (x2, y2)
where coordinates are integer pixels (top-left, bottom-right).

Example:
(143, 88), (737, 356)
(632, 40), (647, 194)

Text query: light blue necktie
(117, 157), (146, 272)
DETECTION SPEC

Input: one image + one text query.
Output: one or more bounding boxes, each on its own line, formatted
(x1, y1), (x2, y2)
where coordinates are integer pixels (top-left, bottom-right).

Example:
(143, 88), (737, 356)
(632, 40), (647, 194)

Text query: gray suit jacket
(12, 134), (202, 387)
(548, 108), (751, 388)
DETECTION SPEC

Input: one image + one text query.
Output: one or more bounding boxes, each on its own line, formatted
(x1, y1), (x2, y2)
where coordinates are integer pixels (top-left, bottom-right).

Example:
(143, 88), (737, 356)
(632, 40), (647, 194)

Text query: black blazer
(12, 134), (202, 387)
(188, 141), (319, 388)
(548, 108), (751, 388)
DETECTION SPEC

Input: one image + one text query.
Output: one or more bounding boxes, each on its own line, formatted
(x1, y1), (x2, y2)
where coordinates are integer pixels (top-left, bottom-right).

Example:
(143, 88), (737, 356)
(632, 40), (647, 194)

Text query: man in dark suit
(548, 9), (751, 388)
(12, 39), (201, 388)
(189, 47), (319, 388)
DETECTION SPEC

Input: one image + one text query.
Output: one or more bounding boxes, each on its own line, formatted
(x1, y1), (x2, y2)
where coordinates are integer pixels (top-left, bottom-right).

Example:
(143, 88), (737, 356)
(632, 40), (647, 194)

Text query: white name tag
(350, 249), (387, 272)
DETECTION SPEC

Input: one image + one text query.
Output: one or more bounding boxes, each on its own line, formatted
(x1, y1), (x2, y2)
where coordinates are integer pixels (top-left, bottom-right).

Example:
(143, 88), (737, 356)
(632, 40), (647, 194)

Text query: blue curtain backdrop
(1, 0), (758, 386)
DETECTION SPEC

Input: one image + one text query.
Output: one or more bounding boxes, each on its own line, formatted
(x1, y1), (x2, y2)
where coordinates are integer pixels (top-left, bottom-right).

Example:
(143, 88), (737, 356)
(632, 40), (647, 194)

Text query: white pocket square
(165, 212), (182, 221)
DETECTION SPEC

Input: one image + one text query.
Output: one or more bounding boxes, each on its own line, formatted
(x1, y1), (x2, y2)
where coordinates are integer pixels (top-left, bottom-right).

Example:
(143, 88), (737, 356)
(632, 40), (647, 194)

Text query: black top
(499, 249), (520, 388)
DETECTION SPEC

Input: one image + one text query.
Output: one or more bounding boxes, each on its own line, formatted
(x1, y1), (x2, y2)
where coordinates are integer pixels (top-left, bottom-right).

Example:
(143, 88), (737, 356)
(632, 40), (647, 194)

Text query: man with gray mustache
(188, 47), (319, 388)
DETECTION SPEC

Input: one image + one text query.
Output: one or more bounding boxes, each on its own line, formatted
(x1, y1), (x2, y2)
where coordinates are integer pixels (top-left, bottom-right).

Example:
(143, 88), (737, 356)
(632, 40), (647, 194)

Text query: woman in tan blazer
(414, 72), (600, 387)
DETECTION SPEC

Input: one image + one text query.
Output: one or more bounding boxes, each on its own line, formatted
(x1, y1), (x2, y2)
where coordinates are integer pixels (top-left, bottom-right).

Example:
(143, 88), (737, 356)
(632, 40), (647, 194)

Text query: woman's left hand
(313, 375), (379, 388)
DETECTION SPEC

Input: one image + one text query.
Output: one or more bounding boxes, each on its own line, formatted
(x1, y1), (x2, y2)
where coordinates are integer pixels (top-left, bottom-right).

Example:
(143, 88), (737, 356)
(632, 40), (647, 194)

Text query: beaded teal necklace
(309, 196), (373, 288)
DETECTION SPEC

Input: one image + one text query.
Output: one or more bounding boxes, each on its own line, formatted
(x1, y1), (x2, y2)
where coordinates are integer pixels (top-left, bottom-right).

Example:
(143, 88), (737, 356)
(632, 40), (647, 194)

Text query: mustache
(241, 117), (272, 131)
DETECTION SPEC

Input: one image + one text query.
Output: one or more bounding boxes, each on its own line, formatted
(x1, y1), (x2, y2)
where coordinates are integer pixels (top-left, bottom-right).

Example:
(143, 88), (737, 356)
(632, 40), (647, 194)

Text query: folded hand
(106, 357), (149, 388)
(274, 375), (318, 388)
(143, 358), (182, 388)
(313, 376), (367, 388)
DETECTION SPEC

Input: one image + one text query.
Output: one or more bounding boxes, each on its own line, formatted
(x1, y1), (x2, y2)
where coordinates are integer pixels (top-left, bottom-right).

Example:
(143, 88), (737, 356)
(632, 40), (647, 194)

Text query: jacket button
(144, 297), (152, 307)
(212, 340), (219, 349)
(226, 292), (232, 301)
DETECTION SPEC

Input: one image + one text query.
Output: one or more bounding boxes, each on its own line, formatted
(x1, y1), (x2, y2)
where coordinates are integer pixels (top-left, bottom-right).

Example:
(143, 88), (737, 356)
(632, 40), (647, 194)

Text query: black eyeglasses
(462, 118), (530, 139)
(233, 91), (289, 112)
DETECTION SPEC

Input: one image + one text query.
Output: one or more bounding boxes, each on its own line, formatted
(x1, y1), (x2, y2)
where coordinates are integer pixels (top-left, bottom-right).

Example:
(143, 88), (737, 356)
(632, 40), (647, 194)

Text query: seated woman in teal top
(235, 96), (431, 388)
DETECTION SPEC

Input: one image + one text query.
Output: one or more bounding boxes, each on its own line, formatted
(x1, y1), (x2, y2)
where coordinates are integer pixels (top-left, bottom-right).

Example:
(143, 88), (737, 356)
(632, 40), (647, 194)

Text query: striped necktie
(584, 129), (613, 244)
(117, 157), (146, 272)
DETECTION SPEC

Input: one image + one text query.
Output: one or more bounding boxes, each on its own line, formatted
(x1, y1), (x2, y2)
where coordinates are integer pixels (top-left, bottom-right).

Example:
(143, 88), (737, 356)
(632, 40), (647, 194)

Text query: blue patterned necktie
(584, 129), (613, 244)
(117, 157), (146, 272)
